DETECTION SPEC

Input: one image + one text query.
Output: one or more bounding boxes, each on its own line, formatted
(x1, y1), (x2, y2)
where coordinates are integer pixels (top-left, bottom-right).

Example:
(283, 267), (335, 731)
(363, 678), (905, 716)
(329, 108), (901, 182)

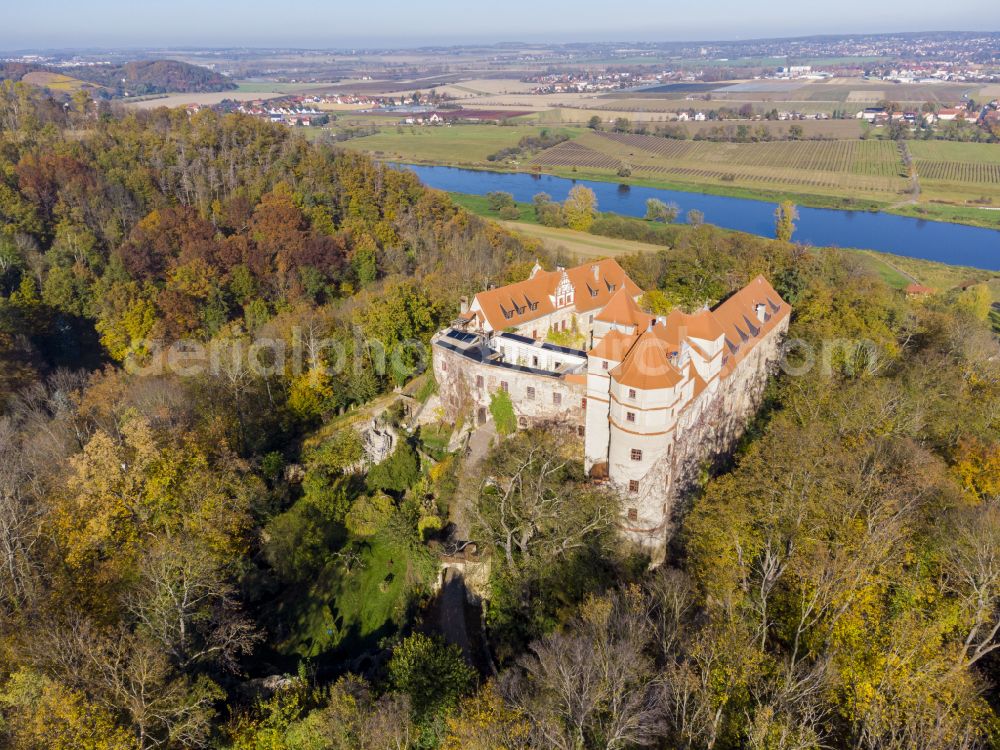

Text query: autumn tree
(774, 201), (798, 242)
(563, 186), (598, 232)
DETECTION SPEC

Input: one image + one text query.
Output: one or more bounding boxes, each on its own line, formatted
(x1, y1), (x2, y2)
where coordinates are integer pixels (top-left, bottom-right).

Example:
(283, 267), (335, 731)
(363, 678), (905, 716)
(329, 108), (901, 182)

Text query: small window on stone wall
(626, 411), (636, 423)
(442, 362), (447, 371)
(553, 392), (562, 406)
(627, 504), (638, 519)
(631, 448), (642, 462)
(628, 388), (637, 399)
(526, 386), (535, 400)
(602, 361), (609, 370)
(476, 375), (484, 388)
(577, 425), (585, 437)
(518, 417), (527, 428)
(500, 381), (509, 392)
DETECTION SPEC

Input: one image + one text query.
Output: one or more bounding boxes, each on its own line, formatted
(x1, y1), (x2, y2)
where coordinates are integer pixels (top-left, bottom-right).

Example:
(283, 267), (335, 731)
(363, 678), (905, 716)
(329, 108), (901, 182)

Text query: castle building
(432, 258), (790, 546)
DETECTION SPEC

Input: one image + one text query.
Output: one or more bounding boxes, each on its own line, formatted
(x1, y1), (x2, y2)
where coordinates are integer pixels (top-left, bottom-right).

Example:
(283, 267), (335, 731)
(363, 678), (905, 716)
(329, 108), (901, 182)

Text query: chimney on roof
(591, 263), (599, 280)
(530, 259), (542, 279)
(459, 296), (469, 315)
(755, 303), (766, 322)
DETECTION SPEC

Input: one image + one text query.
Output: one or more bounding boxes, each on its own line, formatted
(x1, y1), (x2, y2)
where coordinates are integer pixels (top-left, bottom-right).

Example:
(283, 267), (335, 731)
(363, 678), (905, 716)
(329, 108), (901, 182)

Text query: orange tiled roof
(589, 329), (638, 362)
(689, 362), (708, 399)
(470, 258), (641, 331)
(659, 307), (725, 344)
(610, 274), (789, 389)
(611, 330), (684, 390)
(568, 261), (643, 313)
(595, 287), (653, 329)
(712, 275), (789, 377)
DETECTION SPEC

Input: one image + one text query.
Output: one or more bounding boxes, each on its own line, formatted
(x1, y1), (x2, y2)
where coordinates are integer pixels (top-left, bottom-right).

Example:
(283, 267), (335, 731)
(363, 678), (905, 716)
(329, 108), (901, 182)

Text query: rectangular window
(627, 503), (638, 517)
(577, 425), (585, 437)
(626, 411), (636, 423)
(500, 381), (509, 393)
(628, 388), (637, 399)
(553, 392), (562, 406)
(581, 397), (587, 408)
(532, 356), (539, 367)
(442, 362), (447, 371)
(602, 361), (609, 370)
(526, 386), (535, 400)
(631, 448), (642, 462)
(589, 314), (594, 323)
(476, 375), (484, 388)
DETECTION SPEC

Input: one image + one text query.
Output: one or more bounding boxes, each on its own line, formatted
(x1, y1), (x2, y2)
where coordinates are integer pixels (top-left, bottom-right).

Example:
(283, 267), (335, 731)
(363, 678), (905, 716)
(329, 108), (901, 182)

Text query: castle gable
(468, 257), (641, 332)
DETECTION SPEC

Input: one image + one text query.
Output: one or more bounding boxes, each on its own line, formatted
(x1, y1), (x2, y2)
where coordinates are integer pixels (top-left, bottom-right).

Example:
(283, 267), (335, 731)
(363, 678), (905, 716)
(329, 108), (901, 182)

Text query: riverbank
(450, 192), (1000, 311)
(341, 125), (1000, 231)
(404, 164), (1000, 270)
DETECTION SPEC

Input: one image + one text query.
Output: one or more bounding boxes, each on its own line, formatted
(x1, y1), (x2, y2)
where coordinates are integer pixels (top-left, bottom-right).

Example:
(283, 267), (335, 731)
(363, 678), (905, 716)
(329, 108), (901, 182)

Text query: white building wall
(433, 343), (586, 432)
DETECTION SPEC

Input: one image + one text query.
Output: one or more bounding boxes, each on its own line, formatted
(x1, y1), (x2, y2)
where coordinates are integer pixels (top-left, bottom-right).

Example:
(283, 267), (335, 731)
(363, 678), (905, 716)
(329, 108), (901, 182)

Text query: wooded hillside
(0, 79), (998, 750)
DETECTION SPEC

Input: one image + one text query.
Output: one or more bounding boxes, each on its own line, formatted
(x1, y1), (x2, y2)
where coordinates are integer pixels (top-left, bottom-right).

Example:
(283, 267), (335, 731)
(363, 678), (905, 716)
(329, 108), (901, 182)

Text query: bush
(498, 205), (521, 220)
(590, 215), (679, 246)
(486, 191), (515, 212)
(388, 633), (475, 721)
(345, 491), (395, 537)
(489, 390), (517, 435)
(367, 440), (421, 494)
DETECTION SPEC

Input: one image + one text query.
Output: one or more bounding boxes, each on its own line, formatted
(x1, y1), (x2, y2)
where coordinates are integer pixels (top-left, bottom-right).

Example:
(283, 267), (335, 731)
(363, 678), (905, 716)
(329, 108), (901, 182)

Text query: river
(396, 164), (1000, 271)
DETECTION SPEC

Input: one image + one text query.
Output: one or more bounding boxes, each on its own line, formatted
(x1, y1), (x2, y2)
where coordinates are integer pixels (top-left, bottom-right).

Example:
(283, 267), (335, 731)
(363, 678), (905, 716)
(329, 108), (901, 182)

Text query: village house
(432, 259), (790, 548)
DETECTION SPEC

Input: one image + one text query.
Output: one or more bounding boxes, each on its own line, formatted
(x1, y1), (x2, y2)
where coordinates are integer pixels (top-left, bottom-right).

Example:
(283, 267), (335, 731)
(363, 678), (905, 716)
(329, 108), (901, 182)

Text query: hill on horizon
(0, 59), (236, 97)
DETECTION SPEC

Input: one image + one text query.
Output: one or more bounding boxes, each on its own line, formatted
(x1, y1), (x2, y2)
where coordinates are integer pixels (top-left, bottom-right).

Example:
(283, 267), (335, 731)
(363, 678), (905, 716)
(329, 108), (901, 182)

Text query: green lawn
(448, 192), (538, 223)
(276, 531), (435, 659)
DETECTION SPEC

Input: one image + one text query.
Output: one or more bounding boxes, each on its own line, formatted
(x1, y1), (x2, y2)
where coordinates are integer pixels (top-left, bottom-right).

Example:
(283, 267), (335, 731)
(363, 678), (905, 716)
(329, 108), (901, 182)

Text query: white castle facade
(431, 258), (790, 546)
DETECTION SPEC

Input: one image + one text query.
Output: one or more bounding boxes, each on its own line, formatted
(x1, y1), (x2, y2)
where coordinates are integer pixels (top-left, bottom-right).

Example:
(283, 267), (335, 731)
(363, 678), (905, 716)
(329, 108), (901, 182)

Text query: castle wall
(612, 315), (789, 548)
(433, 343), (586, 431)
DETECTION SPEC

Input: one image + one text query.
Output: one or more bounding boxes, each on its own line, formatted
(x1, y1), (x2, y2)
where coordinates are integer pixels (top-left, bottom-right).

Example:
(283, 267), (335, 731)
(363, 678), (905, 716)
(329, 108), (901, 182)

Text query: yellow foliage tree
(0, 669), (139, 750)
(442, 683), (531, 750)
(563, 185), (597, 232)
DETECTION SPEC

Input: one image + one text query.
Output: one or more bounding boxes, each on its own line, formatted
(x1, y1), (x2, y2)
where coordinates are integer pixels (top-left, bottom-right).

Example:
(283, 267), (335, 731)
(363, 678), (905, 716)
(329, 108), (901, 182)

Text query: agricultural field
(531, 130), (909, 202)
(21, 71), (95, 93)
(337, 124), (577, 165)
(909, 141), (1000, 207)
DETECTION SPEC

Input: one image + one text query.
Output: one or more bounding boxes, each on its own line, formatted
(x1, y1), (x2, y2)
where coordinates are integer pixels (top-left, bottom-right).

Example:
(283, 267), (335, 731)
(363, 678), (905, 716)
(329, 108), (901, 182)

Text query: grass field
(274, 531), (435, 659)
(497, 221), (675, 260)
(339, 124), (577, 165)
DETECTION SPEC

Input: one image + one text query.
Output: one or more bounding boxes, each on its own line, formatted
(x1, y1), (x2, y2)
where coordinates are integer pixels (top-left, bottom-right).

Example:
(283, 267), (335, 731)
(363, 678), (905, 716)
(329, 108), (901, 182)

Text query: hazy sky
(5, 0), (1000, 50)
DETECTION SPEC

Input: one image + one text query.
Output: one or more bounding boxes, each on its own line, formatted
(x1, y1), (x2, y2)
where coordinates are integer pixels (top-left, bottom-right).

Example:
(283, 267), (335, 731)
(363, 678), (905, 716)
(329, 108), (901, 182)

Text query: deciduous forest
(0, 79), (998, 749)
